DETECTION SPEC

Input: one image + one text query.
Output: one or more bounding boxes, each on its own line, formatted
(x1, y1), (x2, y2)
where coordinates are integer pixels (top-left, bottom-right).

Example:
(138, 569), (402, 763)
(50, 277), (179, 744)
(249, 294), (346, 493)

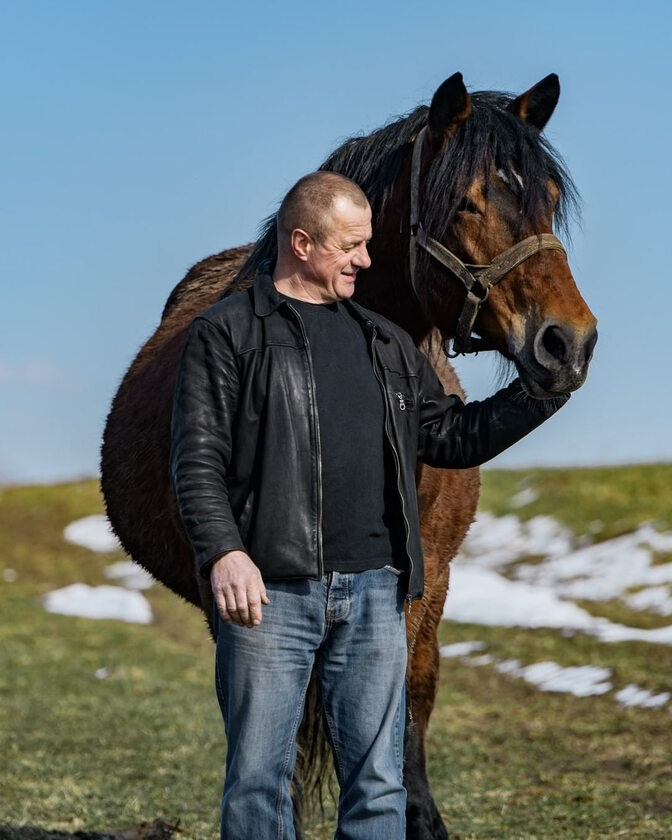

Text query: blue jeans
(213, 567), (408, 840)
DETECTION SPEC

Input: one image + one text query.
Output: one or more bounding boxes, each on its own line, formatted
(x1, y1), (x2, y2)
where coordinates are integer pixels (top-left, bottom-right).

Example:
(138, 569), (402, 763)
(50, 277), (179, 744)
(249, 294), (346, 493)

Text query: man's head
(274, 172), (372, 303)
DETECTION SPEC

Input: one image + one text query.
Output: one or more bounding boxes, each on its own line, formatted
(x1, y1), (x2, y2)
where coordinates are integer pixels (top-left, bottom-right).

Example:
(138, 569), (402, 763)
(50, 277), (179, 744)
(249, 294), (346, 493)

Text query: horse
(101, 72), (597, 838)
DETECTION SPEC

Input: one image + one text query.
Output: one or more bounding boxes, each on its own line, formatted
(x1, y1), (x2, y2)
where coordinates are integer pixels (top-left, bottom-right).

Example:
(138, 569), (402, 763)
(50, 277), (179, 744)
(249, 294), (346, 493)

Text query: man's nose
(355, 243), (371, 269)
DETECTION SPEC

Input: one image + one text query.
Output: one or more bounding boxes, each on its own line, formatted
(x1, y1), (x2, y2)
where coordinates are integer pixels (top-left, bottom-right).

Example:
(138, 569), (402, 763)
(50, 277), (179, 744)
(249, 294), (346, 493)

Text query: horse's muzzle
(517, 319), (598, 397)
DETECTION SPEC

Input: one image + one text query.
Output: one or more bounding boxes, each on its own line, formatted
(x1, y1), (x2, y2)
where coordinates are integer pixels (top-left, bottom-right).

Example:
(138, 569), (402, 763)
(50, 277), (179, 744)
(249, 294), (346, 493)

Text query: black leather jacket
(170, 271), (569, 601)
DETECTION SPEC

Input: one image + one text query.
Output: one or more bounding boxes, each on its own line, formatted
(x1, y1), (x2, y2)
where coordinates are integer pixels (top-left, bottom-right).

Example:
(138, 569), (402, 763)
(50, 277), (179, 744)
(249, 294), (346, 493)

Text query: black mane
(231, 90), (578, 288)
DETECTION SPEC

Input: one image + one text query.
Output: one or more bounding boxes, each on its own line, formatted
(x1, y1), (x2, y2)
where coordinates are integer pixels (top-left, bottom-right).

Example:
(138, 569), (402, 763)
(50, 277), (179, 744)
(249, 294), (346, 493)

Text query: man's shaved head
(277, 172), (369, 245)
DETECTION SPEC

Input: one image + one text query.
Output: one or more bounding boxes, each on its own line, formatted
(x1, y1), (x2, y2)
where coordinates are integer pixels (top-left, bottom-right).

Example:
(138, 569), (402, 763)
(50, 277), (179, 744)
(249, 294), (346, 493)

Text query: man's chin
(336, 279), (357, 299)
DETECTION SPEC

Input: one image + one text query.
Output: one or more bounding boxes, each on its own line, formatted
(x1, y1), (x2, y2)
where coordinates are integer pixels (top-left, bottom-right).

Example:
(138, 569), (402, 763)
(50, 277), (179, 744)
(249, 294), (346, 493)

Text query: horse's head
(414, 73), (597, 397)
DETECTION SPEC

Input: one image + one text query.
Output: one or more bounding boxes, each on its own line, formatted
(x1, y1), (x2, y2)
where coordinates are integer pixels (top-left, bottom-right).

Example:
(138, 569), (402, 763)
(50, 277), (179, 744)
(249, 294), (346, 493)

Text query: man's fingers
(260, 580), (270, 606)
(215, 592), (234, 623)
(247, 592), (263, 626)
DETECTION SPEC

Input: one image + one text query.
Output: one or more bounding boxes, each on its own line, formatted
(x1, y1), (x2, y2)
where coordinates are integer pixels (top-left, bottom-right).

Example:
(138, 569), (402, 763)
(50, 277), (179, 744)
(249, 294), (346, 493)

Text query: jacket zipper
(287, 304), (324, 578)
(369, 325), (415, 611)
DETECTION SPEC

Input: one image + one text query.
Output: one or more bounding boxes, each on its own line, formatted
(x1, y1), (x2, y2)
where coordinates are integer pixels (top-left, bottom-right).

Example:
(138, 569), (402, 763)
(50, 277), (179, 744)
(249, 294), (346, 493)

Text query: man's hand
(211, 551), (270, 627)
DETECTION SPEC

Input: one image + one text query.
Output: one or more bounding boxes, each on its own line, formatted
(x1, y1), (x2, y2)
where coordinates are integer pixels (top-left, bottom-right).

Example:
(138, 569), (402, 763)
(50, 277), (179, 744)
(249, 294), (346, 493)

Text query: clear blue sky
(1, 1), (671, 483)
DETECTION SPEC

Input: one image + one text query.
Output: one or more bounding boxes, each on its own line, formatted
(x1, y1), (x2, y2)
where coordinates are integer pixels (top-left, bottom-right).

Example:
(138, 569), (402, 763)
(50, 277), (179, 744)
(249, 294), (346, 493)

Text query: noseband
(409, 125), (567, 355)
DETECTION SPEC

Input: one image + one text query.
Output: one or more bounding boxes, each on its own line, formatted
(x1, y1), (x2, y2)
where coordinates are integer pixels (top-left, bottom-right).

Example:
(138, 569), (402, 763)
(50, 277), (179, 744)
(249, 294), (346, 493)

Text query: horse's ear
(428, 73), (471, 140)
(508, 73), (560, 131)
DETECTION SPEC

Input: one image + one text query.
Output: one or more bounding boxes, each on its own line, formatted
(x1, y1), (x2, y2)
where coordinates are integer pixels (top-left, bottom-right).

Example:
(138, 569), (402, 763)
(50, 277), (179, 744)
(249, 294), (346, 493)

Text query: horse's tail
(292, 669), (334, 834)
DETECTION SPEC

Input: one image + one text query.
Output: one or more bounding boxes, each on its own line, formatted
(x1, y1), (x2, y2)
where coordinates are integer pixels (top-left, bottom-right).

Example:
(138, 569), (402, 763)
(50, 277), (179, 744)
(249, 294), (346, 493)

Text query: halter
(409, 125), (567, 356)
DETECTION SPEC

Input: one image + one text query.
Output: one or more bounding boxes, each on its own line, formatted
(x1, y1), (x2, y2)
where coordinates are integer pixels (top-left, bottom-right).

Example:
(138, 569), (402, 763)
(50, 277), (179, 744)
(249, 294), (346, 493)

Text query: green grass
(1, 467), (672, 838)
(479, 462), (672, 540)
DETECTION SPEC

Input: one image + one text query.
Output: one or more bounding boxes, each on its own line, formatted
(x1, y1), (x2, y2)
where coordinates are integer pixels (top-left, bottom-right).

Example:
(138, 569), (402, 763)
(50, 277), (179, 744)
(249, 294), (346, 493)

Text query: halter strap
(408, 126), (567, 354)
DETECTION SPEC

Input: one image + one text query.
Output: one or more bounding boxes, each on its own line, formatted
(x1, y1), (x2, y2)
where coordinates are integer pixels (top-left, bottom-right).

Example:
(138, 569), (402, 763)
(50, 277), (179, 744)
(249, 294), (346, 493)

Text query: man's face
(302, 196), (372, 302)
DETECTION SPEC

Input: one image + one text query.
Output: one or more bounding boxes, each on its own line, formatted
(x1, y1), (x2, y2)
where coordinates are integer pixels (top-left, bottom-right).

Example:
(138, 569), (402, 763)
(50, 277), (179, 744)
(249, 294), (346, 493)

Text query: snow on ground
(42, 516), (154, 623)
(438, 512), (672, 709)
(444, 512), (672, 641)
(441, 642), (669, 708)
(43, 583), (152, 624)
(63, 515), (122, 553)
(103, 560), (155, 590)
(444, 564), (672, 645)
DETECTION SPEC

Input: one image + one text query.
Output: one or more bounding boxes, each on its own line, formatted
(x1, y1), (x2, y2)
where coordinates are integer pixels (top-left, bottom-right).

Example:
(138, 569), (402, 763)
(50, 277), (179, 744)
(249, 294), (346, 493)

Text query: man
(170, 172), (568, 839)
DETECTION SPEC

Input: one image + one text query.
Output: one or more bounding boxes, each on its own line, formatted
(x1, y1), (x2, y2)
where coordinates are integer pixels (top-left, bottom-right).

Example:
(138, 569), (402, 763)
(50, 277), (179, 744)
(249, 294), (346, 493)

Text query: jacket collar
(252, 262), (391, 342)
(252, 264), (285, 317)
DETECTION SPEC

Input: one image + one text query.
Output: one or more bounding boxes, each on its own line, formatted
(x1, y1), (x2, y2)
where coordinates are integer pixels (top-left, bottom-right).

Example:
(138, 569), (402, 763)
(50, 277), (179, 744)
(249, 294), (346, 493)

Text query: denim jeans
(213, 567), (408, 840)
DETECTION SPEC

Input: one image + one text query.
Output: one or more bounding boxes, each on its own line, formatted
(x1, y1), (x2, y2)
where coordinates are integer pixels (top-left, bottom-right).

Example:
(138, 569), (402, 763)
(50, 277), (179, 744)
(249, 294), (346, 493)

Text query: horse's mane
(228, 90), (578, 292)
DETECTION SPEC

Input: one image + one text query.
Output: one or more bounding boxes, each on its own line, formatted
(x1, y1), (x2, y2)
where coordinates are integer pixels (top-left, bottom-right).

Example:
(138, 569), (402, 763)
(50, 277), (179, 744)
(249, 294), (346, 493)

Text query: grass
(1, 467), (671, 838)
(479, 462), (672, 539)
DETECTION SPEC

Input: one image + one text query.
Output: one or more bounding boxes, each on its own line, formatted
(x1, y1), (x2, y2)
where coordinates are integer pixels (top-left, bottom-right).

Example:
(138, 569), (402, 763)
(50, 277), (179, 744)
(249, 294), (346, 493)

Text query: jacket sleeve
(170, 316), (247, 578)
(416, 353), (570, 469)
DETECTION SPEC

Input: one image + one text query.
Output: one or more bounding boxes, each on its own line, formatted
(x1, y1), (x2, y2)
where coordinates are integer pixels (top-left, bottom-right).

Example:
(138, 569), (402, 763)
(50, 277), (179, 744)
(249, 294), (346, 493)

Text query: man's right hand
(211, 551), (270, 628)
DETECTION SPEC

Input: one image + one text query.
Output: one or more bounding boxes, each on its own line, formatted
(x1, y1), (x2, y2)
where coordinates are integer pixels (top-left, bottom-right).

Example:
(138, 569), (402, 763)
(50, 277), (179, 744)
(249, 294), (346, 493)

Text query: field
(1, 465), (671, 839)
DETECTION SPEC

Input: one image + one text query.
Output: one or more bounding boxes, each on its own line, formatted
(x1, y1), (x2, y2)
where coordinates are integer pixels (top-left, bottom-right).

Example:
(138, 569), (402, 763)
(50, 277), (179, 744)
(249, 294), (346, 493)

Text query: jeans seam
(393, 690), (403, 784)
(275, 668), (313, 840)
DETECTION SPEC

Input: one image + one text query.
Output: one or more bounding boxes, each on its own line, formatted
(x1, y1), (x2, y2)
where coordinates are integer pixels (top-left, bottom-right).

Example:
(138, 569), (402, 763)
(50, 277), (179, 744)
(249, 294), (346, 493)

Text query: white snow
(513, 531), (672, 603)
(510, 487), (539, 508)
(43, 583), (153, 624)
(444, 564), (672, 645)
(104, 560), (155, 590)
(439, 641), (487, 658)
(615, 685), (671, 709)
(63, 515), (122, 553)
(443, 511), (672, 643)
(435, 511), (672, 707)
(45, 518), (155, 624)
(623, 586), (672, 616)
(506, 661), (613, 696)
(440, 647), (670, 704)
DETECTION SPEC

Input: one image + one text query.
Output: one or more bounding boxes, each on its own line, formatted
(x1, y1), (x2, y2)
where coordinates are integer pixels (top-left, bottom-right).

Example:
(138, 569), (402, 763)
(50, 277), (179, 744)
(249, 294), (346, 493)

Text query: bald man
(171, 172), (567, 839)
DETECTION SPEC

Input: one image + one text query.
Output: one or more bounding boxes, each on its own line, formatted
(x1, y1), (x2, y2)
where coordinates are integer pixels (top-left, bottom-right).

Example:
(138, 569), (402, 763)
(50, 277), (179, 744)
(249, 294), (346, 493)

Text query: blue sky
(1, 1), (671, 483)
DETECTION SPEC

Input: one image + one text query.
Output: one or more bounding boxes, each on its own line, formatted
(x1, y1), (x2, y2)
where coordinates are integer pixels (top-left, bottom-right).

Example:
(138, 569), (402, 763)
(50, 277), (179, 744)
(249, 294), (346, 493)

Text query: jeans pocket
(382, 564), (403, 577)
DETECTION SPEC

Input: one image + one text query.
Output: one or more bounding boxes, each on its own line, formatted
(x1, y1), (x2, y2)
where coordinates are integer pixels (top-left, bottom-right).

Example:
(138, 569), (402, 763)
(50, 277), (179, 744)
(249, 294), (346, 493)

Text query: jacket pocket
(383, 370), (418, 413)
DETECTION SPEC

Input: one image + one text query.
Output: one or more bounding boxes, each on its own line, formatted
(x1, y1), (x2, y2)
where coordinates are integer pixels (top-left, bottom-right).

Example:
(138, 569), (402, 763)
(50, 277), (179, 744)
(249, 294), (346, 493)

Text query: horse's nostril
(541, 324), (569, 365)
(584, 327), (598, 364)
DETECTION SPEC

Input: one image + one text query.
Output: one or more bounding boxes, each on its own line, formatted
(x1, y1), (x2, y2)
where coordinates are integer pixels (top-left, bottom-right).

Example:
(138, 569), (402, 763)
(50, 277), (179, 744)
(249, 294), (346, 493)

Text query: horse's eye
(456, 197), (481, 215)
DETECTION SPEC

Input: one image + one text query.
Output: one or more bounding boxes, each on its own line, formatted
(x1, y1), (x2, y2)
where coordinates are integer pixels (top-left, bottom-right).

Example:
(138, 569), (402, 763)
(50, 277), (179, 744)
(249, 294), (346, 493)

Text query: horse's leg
(404, 461), (480, 839)
(404, 567), (450, 840)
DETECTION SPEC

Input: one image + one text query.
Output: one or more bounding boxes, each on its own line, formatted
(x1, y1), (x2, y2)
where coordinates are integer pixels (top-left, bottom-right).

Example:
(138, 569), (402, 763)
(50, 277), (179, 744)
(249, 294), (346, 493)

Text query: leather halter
(409, 126), (567, 355)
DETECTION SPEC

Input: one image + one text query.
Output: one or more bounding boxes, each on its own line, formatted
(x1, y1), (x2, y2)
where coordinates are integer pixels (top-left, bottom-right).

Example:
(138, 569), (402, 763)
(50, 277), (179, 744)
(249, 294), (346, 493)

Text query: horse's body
(101, 73), (596, 838)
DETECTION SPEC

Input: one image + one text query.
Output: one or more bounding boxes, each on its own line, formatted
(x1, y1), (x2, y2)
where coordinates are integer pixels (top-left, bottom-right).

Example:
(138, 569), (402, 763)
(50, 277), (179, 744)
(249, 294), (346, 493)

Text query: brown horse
(101, 72), (597, 838)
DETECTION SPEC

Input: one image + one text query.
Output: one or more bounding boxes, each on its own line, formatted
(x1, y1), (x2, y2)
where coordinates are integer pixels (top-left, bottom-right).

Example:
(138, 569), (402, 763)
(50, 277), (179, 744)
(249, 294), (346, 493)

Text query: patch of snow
(43, 583), (152, 624)
(439, 641), (487, 658)
(623, 586), (672, 616)
(441, 646), (668, 706)
(514, 662), (613, 696)
(445, 564), (599, 630)
(63, 515), (122, 553)
(3, 568), (17, 583)
(104, 560), (154, 590)
(444, 564), (672, 646)
(615, 685), (671, 708)
(510, 487), (539, 508)
(459, 512), (573, 569)
(464, 654), (494, 666)
(513, 531), (672, 602)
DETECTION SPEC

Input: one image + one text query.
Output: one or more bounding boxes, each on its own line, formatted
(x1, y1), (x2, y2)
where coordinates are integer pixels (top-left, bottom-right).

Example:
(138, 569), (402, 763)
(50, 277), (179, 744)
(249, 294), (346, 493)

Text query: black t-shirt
(281, 295), (397, 572)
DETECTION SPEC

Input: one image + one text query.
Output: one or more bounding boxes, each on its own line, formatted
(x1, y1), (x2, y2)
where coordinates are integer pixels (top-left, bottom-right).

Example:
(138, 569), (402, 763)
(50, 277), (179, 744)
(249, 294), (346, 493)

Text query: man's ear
(290, 228), (312, 261)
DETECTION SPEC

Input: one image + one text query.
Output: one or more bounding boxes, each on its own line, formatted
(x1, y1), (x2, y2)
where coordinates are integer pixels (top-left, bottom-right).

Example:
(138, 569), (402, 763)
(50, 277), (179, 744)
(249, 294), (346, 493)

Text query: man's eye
(455, 197), (481, 215)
